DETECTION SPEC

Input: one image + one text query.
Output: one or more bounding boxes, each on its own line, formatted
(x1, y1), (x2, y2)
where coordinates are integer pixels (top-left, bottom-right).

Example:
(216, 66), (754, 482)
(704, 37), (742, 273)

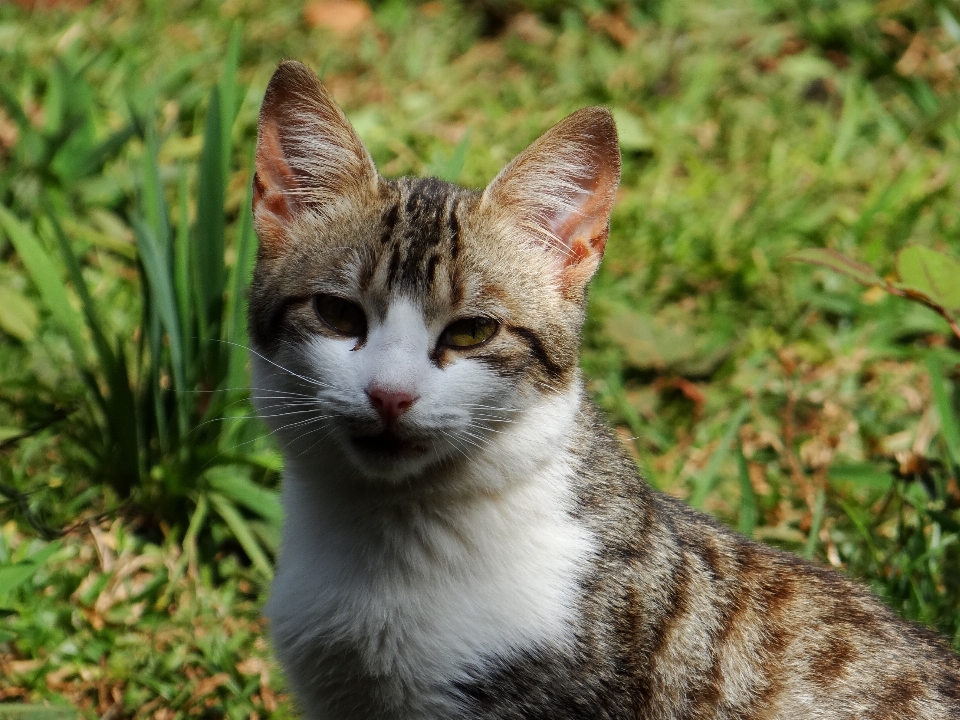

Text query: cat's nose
(366, 385), (418, 425)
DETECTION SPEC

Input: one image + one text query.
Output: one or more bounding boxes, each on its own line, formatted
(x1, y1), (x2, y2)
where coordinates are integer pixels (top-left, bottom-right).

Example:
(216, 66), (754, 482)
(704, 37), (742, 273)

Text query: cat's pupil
(314, 295), (366, 338)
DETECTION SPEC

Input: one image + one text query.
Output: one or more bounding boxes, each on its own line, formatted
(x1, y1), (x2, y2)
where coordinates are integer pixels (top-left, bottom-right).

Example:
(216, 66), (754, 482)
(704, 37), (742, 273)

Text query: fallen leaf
(304, 0), (371, 33)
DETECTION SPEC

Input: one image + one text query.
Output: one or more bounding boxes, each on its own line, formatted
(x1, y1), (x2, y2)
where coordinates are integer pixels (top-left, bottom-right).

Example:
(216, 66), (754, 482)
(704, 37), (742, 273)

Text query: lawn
(1, 0), (959, 717)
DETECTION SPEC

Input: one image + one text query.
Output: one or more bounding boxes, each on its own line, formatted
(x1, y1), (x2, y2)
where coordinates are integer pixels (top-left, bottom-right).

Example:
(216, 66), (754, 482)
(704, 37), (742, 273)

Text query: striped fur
(249, 61), (960, 720)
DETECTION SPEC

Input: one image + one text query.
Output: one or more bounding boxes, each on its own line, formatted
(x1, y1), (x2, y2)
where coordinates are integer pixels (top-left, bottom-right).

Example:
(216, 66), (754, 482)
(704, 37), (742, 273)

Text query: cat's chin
(345, 430), (435, 481)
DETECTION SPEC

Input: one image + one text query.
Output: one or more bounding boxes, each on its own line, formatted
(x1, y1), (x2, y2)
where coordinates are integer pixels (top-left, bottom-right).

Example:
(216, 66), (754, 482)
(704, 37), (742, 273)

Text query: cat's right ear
(481, 107), (620, 294)
(254, 61), (378, 253)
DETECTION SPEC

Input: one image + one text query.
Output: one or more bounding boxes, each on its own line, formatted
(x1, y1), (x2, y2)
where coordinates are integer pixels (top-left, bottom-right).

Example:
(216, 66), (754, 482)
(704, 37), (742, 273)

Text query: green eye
(313, 295), (367, 337)
(440, 317), (499, 349)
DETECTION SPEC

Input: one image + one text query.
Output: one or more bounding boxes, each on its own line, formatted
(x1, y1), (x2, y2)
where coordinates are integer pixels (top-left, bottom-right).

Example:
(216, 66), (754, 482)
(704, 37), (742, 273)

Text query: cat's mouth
(350, 431), (427, 459)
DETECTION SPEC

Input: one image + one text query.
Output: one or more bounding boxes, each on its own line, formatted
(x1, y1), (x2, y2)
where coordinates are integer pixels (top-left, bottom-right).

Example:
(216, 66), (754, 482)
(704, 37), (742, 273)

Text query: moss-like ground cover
(1, 0), (959, 716)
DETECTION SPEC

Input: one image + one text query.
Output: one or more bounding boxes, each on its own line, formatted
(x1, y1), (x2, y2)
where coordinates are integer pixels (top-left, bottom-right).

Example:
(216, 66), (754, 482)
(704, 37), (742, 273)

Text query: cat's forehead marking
(368, 177), (468, 303)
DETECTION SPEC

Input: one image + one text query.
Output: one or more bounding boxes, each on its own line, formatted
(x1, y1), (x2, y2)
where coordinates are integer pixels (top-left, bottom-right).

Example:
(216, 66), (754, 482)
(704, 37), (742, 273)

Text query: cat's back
(461, 397), (960, 719)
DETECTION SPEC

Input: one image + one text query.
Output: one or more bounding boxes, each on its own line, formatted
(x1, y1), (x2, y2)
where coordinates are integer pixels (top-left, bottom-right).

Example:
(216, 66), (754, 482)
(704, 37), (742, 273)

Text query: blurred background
(1, 0), (959, 716)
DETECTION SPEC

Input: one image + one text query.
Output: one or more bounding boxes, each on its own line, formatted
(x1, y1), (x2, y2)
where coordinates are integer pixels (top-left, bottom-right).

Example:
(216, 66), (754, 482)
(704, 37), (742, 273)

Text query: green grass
(1, 0), (959, 716)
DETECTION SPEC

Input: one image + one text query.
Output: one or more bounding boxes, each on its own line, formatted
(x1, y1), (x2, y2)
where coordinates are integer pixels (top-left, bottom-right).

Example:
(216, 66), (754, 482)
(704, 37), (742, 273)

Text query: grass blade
(207, 469), (281, 526)
(433, 130), (471, 183)
(41, 205), (142, 484)
(142, 121), (171, 256)
(219, 23), (243, 178)
(193, 87), (226, 350)
(224, 155), (256, 398)
(174, 161), (193, 361)
(804, 488), (826, 560)
(926, 352), (960, 467)
(736, 440), (756, 538)
(690, 400), (751, 508)
(208, 492), (273, 578)
(41, 204), (116, 372)
(132, 217), (185, 397)
(0, 205), (87, 366)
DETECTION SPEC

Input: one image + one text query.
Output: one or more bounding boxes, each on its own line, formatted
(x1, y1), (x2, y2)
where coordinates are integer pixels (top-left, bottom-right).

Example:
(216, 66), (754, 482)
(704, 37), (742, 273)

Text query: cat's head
(249, 61), (620, 484)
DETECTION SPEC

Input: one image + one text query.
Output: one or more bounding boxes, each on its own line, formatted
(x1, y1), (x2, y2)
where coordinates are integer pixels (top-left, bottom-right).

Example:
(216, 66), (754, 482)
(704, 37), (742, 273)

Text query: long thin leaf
(224, 156), (256, 400)
(132, 218), (185, 398)
(804, 488), (826, 560)
(690, 400), (751, 507)
(42, 207), (142, 482)
(208, 492), (273, 578)
(41, 205), (116, 373)
(788, 248), (883, 287)
(156, 495), (208, 609)
(174, 161), (194, 403)
(736, 440), (756, 538)
(926, 352), (960, 467)
(141, 121), (171, 260)
(219, 23), (243, 179)
(193, 88), (226, 354)
(74, 121), (138, 179)
(208, 469), (281, 526)
(0, 206), (87, 365)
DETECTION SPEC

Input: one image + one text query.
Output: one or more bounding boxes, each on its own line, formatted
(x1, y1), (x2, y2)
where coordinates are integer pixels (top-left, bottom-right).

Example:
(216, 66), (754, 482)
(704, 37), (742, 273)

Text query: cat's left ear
(481, 107), (620, 290)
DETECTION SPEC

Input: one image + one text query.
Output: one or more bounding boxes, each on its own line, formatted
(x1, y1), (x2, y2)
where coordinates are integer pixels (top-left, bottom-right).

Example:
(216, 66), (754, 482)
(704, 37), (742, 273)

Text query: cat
(248, 60), (960, 720)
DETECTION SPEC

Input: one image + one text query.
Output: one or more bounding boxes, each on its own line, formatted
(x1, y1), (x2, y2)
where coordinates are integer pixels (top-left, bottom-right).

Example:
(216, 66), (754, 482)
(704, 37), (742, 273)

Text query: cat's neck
(269, 379), (596, 706)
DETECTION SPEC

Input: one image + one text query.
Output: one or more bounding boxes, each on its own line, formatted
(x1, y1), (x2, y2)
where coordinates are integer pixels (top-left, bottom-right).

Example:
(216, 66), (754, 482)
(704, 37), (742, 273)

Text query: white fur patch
(265, 386), (594, 719)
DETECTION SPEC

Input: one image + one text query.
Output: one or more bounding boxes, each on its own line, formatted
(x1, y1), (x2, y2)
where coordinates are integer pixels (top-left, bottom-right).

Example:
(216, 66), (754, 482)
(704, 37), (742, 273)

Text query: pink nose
(366, 386), (418, 425)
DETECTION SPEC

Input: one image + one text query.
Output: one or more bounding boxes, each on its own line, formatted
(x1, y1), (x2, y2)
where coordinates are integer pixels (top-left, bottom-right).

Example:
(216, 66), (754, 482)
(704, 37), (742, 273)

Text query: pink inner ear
(253, 119), (300, 222)
(546, 171), (617, 267)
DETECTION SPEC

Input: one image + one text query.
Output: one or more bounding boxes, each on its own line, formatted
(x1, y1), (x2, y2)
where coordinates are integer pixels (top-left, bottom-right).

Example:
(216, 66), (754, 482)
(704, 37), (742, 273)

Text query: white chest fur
(265, 390), (595, 720)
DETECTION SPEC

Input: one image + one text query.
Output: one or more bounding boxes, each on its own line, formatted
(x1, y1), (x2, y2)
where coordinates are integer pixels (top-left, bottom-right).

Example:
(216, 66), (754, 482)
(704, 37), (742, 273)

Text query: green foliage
(1, 0), (960, 714)
(792, 245), (960, 339)
(794, 245), (960, 644)
(0, 28), (279, 578)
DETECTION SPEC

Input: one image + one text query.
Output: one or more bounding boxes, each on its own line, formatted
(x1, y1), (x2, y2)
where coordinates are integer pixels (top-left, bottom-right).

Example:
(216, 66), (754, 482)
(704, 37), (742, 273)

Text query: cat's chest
(266, 468), (594, 719)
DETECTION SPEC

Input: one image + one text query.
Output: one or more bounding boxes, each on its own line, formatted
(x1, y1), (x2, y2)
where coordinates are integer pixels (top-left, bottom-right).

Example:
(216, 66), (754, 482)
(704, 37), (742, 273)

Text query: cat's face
(249, 61), (620, 484)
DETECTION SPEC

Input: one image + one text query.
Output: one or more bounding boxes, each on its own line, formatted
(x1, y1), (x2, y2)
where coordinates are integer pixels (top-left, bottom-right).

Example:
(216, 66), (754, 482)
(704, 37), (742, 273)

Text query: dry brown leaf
(11, 0), (88, 8)
(304, 0), (371, 34)
(588, 11), (637, 47)
(507, 12), (552, 46)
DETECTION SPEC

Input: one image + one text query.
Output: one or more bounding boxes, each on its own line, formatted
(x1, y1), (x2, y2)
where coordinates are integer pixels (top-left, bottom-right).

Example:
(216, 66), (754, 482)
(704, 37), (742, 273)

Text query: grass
(1, 0), (959, 716)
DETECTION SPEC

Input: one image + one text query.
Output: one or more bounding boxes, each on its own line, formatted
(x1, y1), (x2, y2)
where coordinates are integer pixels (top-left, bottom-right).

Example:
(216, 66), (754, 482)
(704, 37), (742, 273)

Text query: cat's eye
(313, 295), (367, 338)
(440, 317), (499, 349)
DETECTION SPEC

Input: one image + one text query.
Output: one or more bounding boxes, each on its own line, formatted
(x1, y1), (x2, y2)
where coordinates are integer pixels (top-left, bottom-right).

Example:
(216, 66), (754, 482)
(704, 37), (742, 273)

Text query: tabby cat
(249, 61), (960, 720)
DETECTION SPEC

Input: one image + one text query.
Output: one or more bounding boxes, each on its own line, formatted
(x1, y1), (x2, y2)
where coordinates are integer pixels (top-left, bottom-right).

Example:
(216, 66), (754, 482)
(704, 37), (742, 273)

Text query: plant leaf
(219, 23), (243, 179)
(896, 246), (960, 312)
(0, 205), (87, 365)
(736, 440), (756, 538)
(788, 248), (883, 287)
(133, 217), (185, 394)
(208, 492), (273, 578)
(223, 154), (257, 401)
(690, 401), (751, 508)
(926, 352), (960, 467)
(194, 87), (226, 342)
(207, 469), (281, 526)
(0, 542), (61, 598)
(803, 488), (826, 560)
(0, 284), (39, 341)
(611, 107), (654, 152)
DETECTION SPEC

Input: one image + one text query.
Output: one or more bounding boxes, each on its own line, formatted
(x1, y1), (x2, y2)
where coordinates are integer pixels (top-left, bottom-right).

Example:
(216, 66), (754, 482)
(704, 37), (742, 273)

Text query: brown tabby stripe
(507, 326), (566, 380)
(447, 199), (461, 260)
(380, 201), (399, 244)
